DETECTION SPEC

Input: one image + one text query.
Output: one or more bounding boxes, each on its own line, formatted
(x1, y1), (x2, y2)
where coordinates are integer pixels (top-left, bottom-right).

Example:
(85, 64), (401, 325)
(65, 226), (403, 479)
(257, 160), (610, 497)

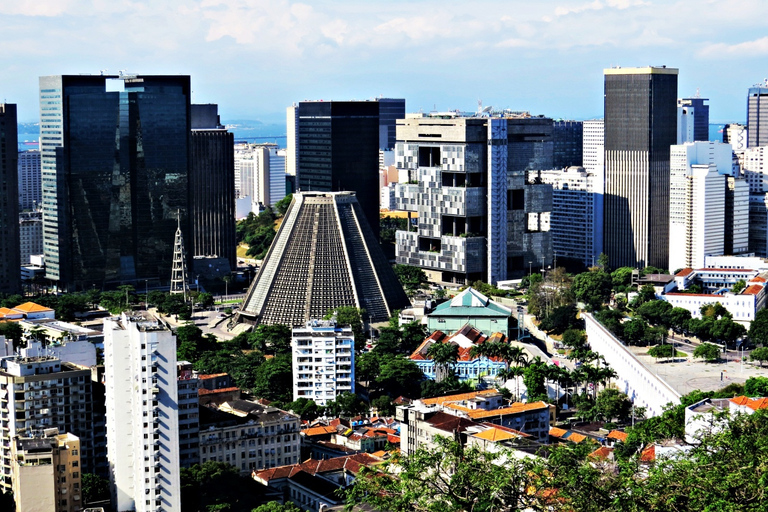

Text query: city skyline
(1, 1), (768, 123)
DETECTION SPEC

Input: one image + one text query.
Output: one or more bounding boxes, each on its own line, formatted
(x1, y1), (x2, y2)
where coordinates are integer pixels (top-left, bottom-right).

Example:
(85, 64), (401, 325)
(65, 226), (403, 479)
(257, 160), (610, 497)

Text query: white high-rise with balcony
(291, 320), (354, 406)
(104, 312), (181, 512)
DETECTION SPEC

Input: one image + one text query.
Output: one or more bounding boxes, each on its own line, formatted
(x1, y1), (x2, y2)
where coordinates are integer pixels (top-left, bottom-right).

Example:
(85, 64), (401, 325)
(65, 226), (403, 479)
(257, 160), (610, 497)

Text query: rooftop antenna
(99, 69), (108, 76)
(695, 87), (700, 98)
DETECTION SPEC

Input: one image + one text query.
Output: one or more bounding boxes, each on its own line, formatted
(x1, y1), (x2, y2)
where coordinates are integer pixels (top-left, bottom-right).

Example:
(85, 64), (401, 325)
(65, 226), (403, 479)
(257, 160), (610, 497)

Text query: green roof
(430, 287), (512, 318)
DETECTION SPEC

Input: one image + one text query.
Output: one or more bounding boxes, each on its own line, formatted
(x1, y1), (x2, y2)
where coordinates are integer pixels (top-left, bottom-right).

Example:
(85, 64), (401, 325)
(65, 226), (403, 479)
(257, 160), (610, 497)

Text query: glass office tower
(40, 75), (191, 291)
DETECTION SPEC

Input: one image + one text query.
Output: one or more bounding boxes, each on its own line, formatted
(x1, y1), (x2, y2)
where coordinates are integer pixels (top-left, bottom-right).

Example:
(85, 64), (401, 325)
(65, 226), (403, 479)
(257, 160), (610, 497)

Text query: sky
(2, 0), (768, 125)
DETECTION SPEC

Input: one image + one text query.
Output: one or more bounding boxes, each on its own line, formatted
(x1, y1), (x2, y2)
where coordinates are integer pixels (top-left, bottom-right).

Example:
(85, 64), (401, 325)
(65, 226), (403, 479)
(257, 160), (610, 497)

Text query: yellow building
(12, 429), (82, 512)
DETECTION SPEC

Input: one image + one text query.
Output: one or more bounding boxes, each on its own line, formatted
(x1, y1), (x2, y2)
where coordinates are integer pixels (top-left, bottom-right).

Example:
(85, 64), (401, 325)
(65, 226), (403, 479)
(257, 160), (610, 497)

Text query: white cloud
(698, 36), (768, 58)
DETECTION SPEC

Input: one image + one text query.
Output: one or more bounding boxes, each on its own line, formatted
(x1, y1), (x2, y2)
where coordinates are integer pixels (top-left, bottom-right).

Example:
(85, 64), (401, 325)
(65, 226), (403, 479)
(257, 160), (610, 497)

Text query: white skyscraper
(292, 320), (354, 406)
(104, 312), (181, 512)
(742, 145), (768, 256)
(286, 104), (298, 177)
(234, 143), (286, 208)
(582, 119), (604, 200)
(17, 150), (41, 211)
(669, 142), (737, 271)
(535, 167), (603, 268)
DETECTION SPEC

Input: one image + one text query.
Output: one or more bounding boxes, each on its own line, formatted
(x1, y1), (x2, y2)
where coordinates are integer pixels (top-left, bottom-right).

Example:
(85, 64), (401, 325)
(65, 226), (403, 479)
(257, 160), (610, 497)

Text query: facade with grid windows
(198, 399), (300, 474)
(237, 191), (408, 327)
(104, 312), (181, 512)
(291, 320), (354, 406)
(0, 356), (94, 492)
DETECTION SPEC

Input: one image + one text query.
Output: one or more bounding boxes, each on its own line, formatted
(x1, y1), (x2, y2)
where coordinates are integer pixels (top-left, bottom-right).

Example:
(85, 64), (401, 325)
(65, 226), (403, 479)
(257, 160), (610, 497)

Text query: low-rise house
(427, 287), (513, 336)
(410, 325), (508, 381)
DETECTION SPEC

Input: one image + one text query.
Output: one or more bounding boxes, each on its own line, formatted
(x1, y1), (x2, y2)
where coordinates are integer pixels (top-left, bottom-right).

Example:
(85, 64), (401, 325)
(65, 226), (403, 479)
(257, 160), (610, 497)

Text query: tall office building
(177, 362), (199, 469)
(583, 119), (605, 176)
(288, 99), (405, 237)
(285, 104), (298, 177)
(677, 97), (710, 143)
(19, 211), (43, 264)
(104, 312), (181, 512)
(0, 104), (20, 294)
(603, 66), (678, 269)
(725, 176), (750, 256)
(668, 142), (742, 271)
(552, 120), (583, 168)
(190, 104), (236, 270)
(39, 75), (191, 291)
(393, 114), (553, 284)
(0, 355), (95, 492)
(535, 167), (603, 268)
(742, 146), (768, 257)
(18, 149), (41, 211)
(747, 81), (768, 148)
(292, 320), (354, 406)
(237, 191), (409, 327)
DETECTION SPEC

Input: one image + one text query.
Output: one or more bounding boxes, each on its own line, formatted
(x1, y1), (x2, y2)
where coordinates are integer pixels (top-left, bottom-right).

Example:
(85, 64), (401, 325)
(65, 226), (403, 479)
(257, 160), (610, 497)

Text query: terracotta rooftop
(198, 387), (239, 396)
(446, 401), (548, 419)
(472, 426), (521, 442)
(549, 427), (568, 438)
(420, 389), (501, 406)
(675, 268), (694, 277)
(13, 302), (53, 313)
(198, 373), (229, 380)
(302, 425), (337, 437)
(743, 285), (763, 295)
(640, 444), (656, 462)
(607, 430), (629, 442)
(589, 446), (614, 460)
(730, 395), (768, 410)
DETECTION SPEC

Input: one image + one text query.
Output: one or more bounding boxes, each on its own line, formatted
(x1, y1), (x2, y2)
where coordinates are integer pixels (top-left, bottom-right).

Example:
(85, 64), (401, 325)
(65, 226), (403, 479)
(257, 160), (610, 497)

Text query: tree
(539, 304), (580, 335)
(82, 473), (111, 506)
(252, 502), (302, 512)
(285, 397), (320, 421)
(329, 306), (366, 352)
(251, 353), (293, 402)
(667, 307), (692, 332)
(0, 321), (23, 346)
(635, 300), (673, 327)
(610, 266), (635, 291)
(711, 317), (746, 345)
(694, 343), (721, 362)
(597, 252), (609, 270)
(572, 269), (612, 310)
(622, 318), (647, 346)
(181, 461), (264, 512)
(371, 394), (396, 416)
(630, 284), (657, 308)
(426, 342), (459, 382)
(749, 346), (768, 368)
(274, 193), (293, 216)
(592, 388), (633, 422)
(749, 308), (768, 346)
(393, 264), (428, 293)
(561, 329), (587, 350)
(648, 343), (676, 360)
(731, 279), (747, 294)
(248, 324), (292, 355)
(376, 355), (424, 398)
(701, 302), (731, 320)
(346, 436), (534, 512)
(522, 360), (548, 402)
(744, 376), (768, 397)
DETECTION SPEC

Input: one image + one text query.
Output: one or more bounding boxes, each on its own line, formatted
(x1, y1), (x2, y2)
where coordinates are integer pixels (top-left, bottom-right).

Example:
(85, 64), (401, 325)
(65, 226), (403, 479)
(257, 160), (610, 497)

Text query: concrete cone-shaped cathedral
(235, 191), (410, 327)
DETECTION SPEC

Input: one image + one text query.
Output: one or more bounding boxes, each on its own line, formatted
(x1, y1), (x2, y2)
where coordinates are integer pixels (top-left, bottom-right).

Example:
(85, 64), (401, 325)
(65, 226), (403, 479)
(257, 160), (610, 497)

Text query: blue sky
(2, 0), (767, 124)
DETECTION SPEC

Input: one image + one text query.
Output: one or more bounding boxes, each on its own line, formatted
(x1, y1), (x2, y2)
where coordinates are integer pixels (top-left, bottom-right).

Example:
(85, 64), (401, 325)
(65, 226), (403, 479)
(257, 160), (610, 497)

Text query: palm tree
(504, 366), (526, 401)
(427, 342), (459, 383)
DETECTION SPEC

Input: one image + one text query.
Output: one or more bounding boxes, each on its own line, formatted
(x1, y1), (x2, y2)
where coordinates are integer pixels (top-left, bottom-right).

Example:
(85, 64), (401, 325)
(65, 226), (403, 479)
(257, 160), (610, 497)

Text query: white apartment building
(291, 320), (354, 406)
(177, 362), (199, 468)
(534, 167), (603, 267)
(725, 123), (748, 151)
(104, 312), (181, 512)
(0, 356), (94, 492)
(234, 143), (286, 208)
(669, 142), (746, 271)
(740, 146), (768, 257)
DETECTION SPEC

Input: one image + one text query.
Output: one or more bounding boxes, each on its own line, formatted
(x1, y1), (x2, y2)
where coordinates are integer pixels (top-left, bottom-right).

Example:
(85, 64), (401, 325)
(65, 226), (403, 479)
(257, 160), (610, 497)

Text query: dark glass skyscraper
(377, 98), (406, 150)
(190, 104), (236, 270)
(295, 101), (381, 237)
(748, 82), (768, 148)
(603, 66), (678, 269)
(0, 104), (20, 294)
(40, 75), (191, 291)
(553, 120), (583, 168)
(677, 97), (709, 143)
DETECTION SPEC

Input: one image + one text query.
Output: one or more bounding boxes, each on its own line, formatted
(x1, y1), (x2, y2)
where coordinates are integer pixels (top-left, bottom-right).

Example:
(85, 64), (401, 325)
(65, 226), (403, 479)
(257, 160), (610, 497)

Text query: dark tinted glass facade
(553, 120), (583, 168)
(0, 104), (20, 294)
(377, 98), (405, 150)
(296, 101), (381, 237)
(41, 75), (191, 291)
(604, 68), (677, 269)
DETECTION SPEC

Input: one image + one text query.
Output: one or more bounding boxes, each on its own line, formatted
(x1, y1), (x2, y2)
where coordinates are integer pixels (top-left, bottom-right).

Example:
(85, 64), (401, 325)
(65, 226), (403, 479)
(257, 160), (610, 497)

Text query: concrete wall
(584, 313), (681, 417)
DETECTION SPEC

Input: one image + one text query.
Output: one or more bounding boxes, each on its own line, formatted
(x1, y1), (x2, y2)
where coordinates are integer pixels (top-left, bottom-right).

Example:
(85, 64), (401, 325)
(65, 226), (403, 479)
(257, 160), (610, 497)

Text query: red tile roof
(589, 446), (613, 460)
(198, 386), (239, 396)
(729, 395), (768, 410)
(13, 302), (54, 313)
(640, 444), (656, 462)
(199, 373), (229, 380)
(743, 285), (763, 295)
(420, 389), (500, 406)
(607, 430), (628, 442)
(675, 268), (694, 277)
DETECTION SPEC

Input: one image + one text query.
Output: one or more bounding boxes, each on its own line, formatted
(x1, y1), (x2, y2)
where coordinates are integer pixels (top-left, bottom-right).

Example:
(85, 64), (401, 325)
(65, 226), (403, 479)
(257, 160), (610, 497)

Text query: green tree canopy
(393, 264), (428, 293)
(635, 300), (673, 328)
(744, 376), (768, 397)
(694, 342), (721, 362)
(648, 343), (676, 359)
(274, 193), (293, 216)
(749, 308), (768, 346)
(82, 473), (111, 506)
(572, 269), (612, 310)
(749, 346), (768, 368)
